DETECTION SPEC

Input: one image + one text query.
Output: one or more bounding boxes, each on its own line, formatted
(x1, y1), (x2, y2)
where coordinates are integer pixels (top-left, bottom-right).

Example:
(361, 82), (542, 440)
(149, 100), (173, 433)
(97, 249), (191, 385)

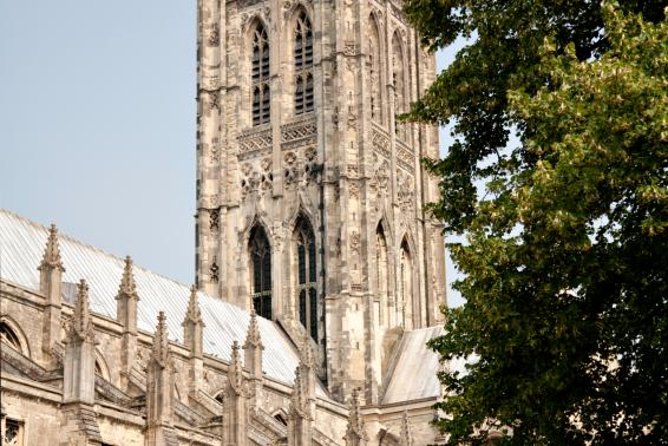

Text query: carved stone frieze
(371, 125), (391, 160)
(238, 128), (273, 160)
(396, 141), (414, 172)
(280, 117), (317, 150)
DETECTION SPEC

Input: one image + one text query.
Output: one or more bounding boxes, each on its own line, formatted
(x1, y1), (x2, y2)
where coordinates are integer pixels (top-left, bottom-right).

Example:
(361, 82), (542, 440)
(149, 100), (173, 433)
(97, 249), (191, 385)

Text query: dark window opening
(294, 11), (314, 114)
(250, 225), (272, 319)
(295, 216), (318, 342)
(252, 23), (270, 125)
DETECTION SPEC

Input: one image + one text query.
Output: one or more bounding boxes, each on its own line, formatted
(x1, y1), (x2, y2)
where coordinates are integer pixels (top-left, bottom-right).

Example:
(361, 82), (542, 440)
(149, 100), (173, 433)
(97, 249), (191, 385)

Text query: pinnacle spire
(346, 387), (368, 441)
(69, 279), (94, 341)
(151, 311), (170, 367)
(299, 333), (315, 369)
(243, 308), (262, 349)
(290, 367), (308, 418)
(184, 285), (203, 324)
(228, 341), (244, 393)
(117, 256), (138, 299)
(39, 224), (65, 272)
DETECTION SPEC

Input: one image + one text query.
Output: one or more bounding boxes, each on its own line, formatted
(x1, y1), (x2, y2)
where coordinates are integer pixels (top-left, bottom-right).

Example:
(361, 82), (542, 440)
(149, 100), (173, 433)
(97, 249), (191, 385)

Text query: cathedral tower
(195, 0), (446, 403)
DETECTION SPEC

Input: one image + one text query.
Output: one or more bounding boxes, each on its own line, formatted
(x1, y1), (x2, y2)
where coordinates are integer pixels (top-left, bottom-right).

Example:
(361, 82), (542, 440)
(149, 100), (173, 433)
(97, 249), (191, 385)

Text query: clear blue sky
(0, 1), (464, 307)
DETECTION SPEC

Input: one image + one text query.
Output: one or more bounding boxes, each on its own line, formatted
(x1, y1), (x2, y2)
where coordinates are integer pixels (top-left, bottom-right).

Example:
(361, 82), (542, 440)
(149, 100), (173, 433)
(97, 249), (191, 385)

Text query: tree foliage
(402, 1), (668, 444)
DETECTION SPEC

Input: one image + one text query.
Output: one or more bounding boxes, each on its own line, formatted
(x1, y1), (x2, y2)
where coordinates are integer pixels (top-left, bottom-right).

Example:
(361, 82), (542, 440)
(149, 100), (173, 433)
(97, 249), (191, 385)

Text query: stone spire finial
(117, 256), (138, 298)
(184, 285), (203, 324)
(290, 367), (309, 419)
(39, 224), (65, 272)
(400, 410), (413, 446)
(299, 333), (315, 370)
(151, 312), (170, 367)
(345, 388), (368, 443)
(69, 279), (95, 342)
(228, 341), (244, 394)
(243, 308), (263, 349)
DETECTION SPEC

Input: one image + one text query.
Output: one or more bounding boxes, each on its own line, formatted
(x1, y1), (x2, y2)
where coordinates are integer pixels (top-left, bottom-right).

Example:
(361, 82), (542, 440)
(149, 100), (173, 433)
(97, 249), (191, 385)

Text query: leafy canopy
(402, 0), (668, 444)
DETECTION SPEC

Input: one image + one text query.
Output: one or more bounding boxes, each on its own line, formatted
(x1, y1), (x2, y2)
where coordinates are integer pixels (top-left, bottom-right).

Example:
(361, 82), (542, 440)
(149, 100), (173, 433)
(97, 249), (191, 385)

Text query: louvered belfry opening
(252, 22), (270, 126)
(294, 11), (314, 115)
(250, 225), (272, 319)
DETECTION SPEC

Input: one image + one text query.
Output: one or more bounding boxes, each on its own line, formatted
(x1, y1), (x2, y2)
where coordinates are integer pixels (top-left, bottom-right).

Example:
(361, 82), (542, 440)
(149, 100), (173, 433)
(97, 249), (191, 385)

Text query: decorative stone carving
(207, 23), (220, 47)
(210, 257), (220, 283)
(349, 231), (360, 253)
(281, 117), (317, 150)
(238, 128), (272, 159)
(209, 208), (220, 232)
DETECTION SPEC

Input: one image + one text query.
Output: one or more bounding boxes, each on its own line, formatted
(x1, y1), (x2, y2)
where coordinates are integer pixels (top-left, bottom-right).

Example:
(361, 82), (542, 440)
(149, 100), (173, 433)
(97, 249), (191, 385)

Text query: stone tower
(194, 0), (446, 403)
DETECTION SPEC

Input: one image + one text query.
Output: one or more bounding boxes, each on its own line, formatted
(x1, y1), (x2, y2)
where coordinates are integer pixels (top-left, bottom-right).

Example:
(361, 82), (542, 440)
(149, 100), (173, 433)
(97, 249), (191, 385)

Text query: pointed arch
(399, 236), (414, 330)
(0, 316), (30, 357)
(94, 348), (111, 381)
(294, 8), (314, 114)
(376, 222), (390, 326)
(392, 32), (407, 138)
(367, 14), (383, 123)
(293, 214), (318, 342)
(249, 224), (272, 319)
(250, 19), (271, 126)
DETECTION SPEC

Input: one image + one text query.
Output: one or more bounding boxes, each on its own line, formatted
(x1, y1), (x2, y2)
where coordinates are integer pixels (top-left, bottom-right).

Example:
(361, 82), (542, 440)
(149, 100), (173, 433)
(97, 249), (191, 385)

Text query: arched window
(250, 225), (272, 319)
(251, 22), (270, 126)
(295, 216), (318, 341)
(294, 11), (314, 114)
(368, 16), (382, 123)
(399, 239), (413, 329)
(392, 33), (407, 139)
(376, 225), (389, 325)
(0, 322), (21, 351)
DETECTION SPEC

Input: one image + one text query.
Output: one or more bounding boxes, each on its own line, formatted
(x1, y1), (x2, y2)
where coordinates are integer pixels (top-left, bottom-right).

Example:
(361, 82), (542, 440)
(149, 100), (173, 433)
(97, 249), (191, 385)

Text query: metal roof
(382, 326), (444, 404)
(0, 209), (325, 397)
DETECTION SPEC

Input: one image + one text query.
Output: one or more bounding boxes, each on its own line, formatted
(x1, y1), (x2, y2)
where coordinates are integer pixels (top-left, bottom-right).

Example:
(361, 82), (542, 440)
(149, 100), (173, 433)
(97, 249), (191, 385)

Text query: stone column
(116, 256), (139, 390)
(61, 279), (102, 445)
(243, 309), (263, 408)
(344, 388), (368, 446)
(145, 312), (177, 446)
(222, 341), (249, 446)
(39, 224), (64, 365)
(182, 285), (205, 401)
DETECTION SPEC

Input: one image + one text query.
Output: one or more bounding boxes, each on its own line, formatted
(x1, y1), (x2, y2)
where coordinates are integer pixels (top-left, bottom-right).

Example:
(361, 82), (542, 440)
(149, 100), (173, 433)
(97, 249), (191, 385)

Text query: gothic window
(368, 16), (382, 123)
(295, 216), (318, 341)
(376, 225), (389, 326)
(294, 11), (314, 114)
(250, 225), (272, 319)
(399, 239), (413, 329)
(0, 322), (21, 352)
(251, 22), (270, 126)
(392, 33), (407, 139)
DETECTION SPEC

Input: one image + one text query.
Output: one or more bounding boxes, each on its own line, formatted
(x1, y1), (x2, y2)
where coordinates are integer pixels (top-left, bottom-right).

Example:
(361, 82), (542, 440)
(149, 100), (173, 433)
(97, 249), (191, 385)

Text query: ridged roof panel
(0, 209), (321, 396)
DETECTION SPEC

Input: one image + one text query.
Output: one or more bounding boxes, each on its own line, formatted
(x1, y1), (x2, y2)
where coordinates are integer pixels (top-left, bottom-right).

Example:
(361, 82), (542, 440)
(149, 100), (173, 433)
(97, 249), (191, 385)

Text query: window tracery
(368, 16), (382, 123)
(399, 239), (413, 329)
(250, 225), (272, 319)
(295, 215), (318, 341)
(392, 33), (407, 139)
(294, 11), (314, 114)
(0, 322), (21, 352)
(251, 22), (271, 126)
(376, 225), (389, 325)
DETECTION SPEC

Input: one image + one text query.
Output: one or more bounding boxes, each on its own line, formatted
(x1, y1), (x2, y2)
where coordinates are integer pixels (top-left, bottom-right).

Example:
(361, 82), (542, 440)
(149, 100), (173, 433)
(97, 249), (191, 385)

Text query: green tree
(402, 1), (668, 444)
